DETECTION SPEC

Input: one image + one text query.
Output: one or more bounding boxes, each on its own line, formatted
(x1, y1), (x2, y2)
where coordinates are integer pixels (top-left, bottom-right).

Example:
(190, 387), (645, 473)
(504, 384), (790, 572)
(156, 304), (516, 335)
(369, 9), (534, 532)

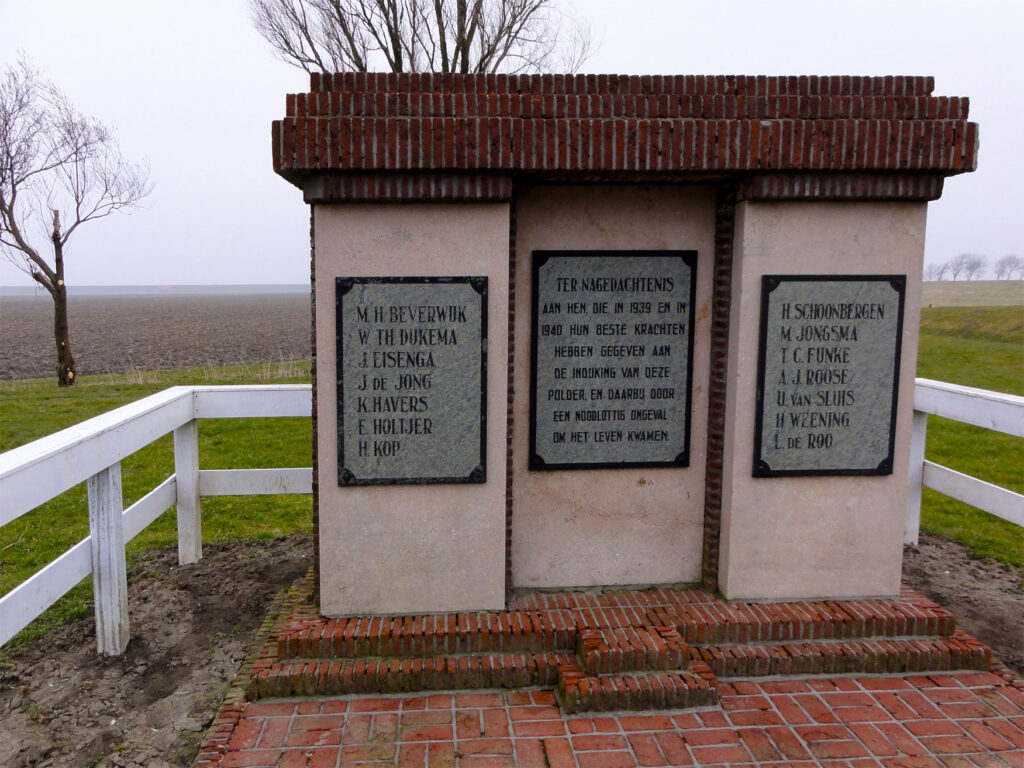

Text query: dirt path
(0, 534), (1019, 768)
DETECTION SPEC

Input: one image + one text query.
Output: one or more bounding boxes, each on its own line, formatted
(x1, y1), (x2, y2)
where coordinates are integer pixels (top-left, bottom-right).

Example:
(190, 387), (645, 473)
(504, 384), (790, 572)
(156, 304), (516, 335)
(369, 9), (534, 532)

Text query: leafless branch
(993, 254), (1022, 280)
(1, 55), (150, 385)
(249, 0), (592, 74)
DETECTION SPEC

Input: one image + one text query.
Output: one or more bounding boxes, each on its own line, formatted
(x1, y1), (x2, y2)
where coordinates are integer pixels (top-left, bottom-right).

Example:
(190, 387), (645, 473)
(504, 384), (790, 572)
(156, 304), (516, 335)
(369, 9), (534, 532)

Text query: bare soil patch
(903, 532), (1023, 673)
(0, 533), (1018, 767)
(0, 294), (310, 380)
(0, 536), (310, 768)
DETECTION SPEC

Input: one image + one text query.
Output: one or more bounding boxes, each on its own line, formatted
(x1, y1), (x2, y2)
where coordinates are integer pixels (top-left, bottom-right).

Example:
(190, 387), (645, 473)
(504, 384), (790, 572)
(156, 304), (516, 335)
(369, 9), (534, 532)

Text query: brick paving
(212, 671), (1024, 767)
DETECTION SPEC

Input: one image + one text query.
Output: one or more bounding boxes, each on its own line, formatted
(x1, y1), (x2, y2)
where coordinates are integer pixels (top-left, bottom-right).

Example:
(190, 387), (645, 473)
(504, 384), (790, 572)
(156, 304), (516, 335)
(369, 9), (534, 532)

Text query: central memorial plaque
(530, 251), (697, 470)
(754, 275), (906, 476)
(336, 276), (487, 485)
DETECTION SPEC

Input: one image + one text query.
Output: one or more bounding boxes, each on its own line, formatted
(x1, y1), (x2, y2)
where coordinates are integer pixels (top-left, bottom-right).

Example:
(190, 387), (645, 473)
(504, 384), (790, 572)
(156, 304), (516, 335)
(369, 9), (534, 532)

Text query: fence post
(905, 410), (928, 545)
(174, 419), (202, 565)
(88, 463), (129, 655)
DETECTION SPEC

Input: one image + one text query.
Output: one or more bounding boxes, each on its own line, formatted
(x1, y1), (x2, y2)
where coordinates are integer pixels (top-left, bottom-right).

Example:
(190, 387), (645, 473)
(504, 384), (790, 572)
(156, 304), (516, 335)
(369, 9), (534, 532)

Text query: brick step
(556, 661), (718, 714)
(276, 610), (578, 660)
(274, 592), (954, 663)
(247, 651), (574, 700)
(578, 626), (689, 674)
(642, 594), (955, 646)
(692, 630), (991, 679)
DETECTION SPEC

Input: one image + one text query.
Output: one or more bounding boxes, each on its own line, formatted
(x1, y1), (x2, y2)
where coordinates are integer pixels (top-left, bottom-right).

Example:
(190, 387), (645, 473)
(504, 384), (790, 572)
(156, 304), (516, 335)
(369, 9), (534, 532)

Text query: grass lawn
(0, 304), (1021, 656)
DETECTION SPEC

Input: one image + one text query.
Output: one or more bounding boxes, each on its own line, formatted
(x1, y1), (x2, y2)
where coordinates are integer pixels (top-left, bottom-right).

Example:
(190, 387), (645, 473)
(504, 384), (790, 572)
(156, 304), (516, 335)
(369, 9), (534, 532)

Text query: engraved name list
(754, 275), (906, 476)
(336, 277), (487, 485)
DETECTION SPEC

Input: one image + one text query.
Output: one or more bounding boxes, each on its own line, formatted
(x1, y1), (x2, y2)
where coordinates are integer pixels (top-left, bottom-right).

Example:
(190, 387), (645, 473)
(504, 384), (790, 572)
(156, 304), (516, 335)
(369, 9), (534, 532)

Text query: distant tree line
(923, 254), (1023, 281)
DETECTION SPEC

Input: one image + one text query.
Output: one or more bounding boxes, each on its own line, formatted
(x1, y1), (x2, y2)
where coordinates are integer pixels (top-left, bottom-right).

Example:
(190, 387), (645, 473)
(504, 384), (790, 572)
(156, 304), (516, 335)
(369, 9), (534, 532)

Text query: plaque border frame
(335, 275), (487, 486)
(528, 250), (698, 472)
(753, 274), (907, 478)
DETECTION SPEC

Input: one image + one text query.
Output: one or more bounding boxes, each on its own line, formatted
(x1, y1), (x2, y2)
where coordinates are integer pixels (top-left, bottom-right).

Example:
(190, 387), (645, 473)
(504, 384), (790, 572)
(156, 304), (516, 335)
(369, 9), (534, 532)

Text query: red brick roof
(272, 72), (977, 188)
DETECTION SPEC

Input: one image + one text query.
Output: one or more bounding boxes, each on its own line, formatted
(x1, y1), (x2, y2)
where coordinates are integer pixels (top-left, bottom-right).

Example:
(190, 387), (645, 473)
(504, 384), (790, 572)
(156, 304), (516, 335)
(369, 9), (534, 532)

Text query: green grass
(0, 361), (313, 660)
(915, 306), (1023, 568)
(919, 305), (1024, 347)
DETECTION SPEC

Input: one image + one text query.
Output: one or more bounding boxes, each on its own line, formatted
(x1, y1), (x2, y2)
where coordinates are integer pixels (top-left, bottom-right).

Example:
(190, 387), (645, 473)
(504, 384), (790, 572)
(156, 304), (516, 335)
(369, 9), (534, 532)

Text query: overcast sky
(1, 0), (1020, 287)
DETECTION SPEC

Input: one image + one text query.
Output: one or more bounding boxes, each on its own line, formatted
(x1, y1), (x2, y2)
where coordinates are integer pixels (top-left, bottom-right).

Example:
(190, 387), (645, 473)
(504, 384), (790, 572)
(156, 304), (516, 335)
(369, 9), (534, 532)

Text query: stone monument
(271, 73), (977, 614)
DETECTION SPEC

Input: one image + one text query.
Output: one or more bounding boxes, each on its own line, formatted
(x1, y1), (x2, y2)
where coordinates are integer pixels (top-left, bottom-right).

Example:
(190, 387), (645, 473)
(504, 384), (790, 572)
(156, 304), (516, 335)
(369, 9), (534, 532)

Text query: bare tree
(0, 59), (150, 386)
(962, 254), (987, 280)
(249, 0), (592, 74)
(994, 254), (1022, 280)
(922, 262), (944, 281)
(946, 254), (970, 281)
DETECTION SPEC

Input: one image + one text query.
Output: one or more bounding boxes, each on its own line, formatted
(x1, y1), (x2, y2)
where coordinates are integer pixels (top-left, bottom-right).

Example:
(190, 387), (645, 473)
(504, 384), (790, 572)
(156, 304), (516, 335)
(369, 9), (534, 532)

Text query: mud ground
(0, 536), (311, 768)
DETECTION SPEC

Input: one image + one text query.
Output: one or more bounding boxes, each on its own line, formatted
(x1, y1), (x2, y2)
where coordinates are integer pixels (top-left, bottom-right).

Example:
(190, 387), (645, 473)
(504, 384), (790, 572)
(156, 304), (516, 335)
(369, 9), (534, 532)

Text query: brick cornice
(309, 72), (941, 97)
(293, 92), (970, 122)
(303, 171), (513, 202)
(273, 72), (978, 200)
(275, 117), (976, 177)
(737, 173), (946, 201)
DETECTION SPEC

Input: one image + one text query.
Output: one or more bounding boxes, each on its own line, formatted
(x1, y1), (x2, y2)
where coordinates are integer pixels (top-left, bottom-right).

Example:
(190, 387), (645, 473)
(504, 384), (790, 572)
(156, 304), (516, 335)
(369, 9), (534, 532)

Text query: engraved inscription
(754, 276), (906, 476)
(337, 277), (486, 485)
(530, 252), (697, 470)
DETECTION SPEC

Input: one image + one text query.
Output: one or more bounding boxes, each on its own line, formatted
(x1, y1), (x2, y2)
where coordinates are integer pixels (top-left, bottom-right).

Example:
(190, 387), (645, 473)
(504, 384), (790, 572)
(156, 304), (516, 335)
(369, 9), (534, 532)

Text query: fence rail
(0, 385), (311, 653)
(904, 379), (1024, 543)
(1, 380), (1021, 655)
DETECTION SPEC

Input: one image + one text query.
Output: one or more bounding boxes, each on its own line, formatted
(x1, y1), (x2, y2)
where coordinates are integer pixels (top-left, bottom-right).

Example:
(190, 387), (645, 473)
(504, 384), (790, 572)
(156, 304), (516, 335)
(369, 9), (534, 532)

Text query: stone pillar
(717, 197), (928, 600)
(313, 201), (510, 615)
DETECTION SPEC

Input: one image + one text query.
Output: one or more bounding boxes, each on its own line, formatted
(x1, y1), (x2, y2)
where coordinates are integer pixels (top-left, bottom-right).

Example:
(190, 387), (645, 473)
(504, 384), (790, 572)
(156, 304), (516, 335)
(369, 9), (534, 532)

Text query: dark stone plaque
(336, 277), (487, 485)
(754, 275), (906, 477)
(530, 251), (697, 470)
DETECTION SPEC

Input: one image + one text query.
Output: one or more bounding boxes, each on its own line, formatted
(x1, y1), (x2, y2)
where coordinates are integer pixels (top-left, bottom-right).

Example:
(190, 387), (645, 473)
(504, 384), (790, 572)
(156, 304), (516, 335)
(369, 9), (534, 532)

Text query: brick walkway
(215, 671), (1024, 767)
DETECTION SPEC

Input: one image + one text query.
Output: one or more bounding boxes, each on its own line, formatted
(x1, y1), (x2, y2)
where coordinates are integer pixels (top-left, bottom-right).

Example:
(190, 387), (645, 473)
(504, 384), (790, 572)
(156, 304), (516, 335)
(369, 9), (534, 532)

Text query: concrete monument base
(271, 73), (978, 614)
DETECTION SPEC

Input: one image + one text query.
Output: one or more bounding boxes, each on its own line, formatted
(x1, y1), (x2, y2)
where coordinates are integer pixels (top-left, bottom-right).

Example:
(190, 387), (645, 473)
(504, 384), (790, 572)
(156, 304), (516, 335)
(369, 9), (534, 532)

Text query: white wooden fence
(0, 380), (1021, 656)
(0, 385), (311, 655)
(905, 378), (1024, 543)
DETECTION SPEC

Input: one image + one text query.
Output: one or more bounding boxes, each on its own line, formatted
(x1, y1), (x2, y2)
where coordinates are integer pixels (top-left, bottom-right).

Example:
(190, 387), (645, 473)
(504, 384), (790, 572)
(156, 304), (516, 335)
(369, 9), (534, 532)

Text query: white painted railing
(905, 378), (1024, 544)
(0, 385), (312, 655)
(1, 380), (1020, 656)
